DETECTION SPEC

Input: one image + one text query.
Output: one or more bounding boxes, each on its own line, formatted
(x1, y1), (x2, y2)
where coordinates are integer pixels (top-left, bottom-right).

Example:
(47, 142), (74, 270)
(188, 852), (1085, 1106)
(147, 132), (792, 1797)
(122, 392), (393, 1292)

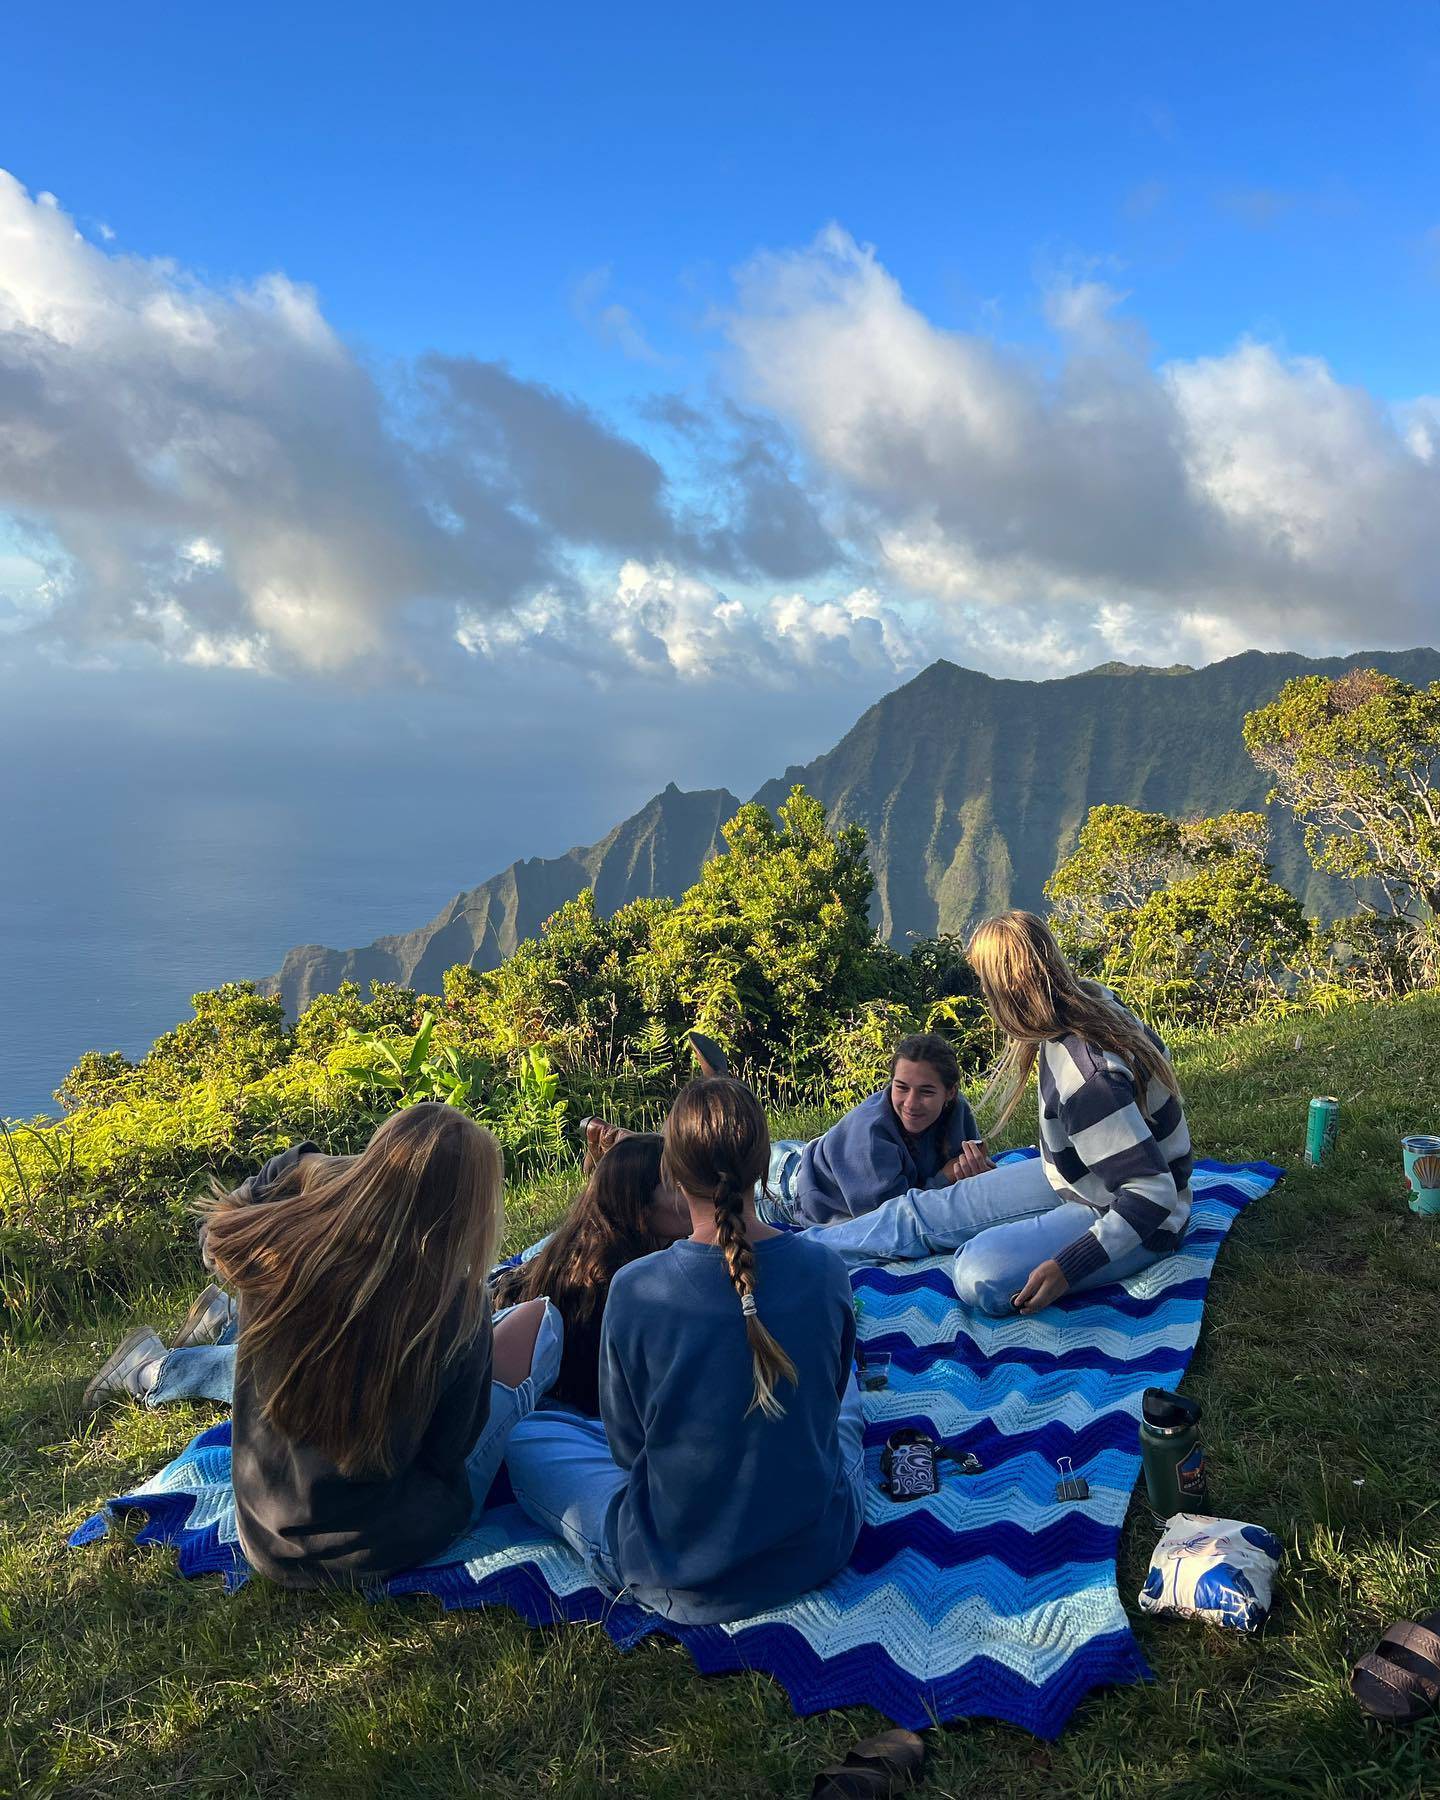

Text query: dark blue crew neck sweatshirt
(597, 1231), (862, 1624)
(794, 1087), (980, 1226)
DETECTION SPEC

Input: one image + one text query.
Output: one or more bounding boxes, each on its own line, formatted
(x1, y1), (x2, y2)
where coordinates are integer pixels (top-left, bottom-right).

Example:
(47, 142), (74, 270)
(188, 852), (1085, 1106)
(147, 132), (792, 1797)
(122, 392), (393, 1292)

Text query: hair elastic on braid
(740, 1293), (758, 1317)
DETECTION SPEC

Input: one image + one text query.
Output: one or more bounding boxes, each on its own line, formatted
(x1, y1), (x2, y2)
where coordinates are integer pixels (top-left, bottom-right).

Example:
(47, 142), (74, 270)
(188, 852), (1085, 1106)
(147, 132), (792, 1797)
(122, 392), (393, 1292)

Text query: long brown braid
(662, 1078), (799, 1419)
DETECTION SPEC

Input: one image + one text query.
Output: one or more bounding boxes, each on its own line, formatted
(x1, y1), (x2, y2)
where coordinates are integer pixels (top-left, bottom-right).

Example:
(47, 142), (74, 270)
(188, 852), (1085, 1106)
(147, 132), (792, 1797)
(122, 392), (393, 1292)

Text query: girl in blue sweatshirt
(770, 1032), (991, 1225)
(504, 1077), (865, 1625)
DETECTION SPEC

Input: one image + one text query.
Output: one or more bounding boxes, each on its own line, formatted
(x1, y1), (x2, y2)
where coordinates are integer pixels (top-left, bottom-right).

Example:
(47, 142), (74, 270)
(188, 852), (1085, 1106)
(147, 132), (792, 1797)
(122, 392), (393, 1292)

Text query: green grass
(3, 997), (1440, 1798)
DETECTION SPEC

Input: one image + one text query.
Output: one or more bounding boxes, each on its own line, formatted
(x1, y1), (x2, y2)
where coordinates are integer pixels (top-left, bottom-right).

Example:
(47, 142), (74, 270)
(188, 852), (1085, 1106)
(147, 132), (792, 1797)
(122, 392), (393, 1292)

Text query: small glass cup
(860, 1351), (892, 1392)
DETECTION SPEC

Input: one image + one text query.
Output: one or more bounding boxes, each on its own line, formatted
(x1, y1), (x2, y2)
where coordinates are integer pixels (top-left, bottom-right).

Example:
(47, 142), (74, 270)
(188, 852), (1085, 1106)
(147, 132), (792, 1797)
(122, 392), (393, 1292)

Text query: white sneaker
(82, 1327), (166, 1413)
(172, 1283), (236, 1349)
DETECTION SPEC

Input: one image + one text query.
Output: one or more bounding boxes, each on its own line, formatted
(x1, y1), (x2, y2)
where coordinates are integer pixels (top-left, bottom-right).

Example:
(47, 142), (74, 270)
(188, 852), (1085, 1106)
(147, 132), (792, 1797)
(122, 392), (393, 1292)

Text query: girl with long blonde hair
(504, 1077), (865, 1625)
(112, 1103), (564, 1586)
(810, 912), (1193, 1316)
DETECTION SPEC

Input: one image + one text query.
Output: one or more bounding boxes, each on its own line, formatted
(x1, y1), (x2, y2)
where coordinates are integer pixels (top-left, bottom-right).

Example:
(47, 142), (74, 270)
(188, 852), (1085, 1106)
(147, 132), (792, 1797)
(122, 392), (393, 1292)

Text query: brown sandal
(1352, 1612), (1440, 1723)
(811, 1729), (926, 1797)
(578, 1117), (630, 1176)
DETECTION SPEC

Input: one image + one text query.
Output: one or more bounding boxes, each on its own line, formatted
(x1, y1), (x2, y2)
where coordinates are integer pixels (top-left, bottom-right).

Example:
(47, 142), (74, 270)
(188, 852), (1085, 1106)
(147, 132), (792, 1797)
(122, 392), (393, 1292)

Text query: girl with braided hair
(504, 1076), (865, 1625)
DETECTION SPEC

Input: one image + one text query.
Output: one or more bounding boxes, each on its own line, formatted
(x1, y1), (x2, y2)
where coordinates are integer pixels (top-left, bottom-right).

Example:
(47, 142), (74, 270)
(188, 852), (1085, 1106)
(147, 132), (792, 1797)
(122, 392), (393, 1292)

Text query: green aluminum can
(1305, 1096), (1339, 1168)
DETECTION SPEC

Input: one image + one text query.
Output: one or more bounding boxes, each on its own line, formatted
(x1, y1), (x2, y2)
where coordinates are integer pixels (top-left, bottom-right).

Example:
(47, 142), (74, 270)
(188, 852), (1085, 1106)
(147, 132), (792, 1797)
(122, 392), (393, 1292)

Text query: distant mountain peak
(1071, 659), (1197, 679)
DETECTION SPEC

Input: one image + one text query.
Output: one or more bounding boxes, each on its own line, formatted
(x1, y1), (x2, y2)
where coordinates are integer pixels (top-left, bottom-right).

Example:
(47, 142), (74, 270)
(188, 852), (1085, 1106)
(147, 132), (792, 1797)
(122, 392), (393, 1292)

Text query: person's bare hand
(948, 1139), (994, 1180)
(1011, 1258), (1070, 1313)
(940, 1141), (989, 1183)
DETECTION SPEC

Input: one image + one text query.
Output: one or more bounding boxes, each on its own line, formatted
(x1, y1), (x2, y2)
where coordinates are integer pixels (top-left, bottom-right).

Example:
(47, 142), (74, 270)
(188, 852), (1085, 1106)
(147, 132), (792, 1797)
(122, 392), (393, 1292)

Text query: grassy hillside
(3, 995), (1439, 1798)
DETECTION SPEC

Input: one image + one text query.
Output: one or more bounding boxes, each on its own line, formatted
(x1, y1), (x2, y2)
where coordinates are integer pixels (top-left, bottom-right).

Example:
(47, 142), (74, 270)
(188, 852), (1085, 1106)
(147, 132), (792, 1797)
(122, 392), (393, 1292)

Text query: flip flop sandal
(1352, 1612), (1440, 1723)
(686, 1029), (730, 1078)
(811, 1728), (926, 1797)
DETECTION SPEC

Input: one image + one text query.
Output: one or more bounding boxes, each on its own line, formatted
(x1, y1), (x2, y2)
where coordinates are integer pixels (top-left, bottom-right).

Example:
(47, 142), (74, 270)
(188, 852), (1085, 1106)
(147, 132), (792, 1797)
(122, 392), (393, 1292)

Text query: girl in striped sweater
(815, 911), (1192, 1316)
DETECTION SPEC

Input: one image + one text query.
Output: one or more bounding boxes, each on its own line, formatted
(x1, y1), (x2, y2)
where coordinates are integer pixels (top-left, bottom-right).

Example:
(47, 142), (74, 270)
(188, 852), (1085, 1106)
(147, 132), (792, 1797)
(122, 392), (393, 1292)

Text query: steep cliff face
(751, 648), (1440, 940)
(266, 647), (1440, 1014)
(267, 783), (740, 1015)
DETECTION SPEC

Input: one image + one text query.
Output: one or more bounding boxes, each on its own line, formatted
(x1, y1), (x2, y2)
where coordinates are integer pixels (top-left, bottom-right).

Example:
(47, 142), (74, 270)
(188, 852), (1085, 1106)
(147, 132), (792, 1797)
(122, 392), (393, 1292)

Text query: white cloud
(572, 264), (666, 364)
(727, 225), (1440, 654)
(457, 561), (933, 686)
(3, 179), (1436, 693)
(0, 173), (825, 676)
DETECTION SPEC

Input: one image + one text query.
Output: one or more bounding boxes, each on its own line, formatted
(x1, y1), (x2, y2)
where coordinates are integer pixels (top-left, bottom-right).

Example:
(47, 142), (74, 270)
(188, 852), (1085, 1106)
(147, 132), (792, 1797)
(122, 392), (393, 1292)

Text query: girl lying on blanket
(85, 1130), (689, 1426)
(504, 1076), (865, 1626)
(813, 911), (1195, 1317)
(765, 1030), (992, 1225)
(84, 1104), (563, 1588)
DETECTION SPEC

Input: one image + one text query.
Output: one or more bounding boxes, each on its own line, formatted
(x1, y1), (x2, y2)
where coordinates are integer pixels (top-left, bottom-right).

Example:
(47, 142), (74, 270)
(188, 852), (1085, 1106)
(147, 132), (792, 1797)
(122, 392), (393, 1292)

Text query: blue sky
(9, 0), (1437, 402)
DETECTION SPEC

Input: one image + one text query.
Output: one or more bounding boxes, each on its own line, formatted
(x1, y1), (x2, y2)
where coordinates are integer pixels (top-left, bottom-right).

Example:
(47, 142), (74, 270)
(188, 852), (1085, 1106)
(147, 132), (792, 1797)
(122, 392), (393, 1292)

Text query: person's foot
(172, 1282), (236, 1349)
(81, 1327), (166, 1413)
(687, 1030), (730, 1079)
(579, 1117), (632, 1175)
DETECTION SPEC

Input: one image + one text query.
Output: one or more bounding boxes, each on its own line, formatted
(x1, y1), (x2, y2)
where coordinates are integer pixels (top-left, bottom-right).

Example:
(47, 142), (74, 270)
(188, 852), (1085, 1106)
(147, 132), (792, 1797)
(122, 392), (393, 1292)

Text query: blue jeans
(147, 1319), (239, 1406)
(144, 1303), (565, 1515)
(505, 1374), (867, 1615)
(756, 1139), (806, 1226)
(462, 1300), (565, 1513)
(808, 1154), (1164, 1314)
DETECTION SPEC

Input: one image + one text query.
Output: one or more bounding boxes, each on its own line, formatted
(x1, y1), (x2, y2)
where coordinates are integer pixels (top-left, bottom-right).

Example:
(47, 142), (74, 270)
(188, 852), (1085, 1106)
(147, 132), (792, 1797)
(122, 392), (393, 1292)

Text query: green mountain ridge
(265, 646), (1440, 1016)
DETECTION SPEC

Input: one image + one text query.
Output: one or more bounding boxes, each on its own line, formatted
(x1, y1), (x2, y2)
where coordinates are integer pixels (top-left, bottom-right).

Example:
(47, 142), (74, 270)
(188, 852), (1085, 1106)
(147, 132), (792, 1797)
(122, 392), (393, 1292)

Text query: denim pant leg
(463, 1299), (565, 1516)
(952, 1202), (1164, 1316)
(756, 1139), (808, 1227)
(837, 1371), (865, 1484)
(146, 1317), (239, 1408)
(504, 1409), (627, 1589)
(807, 1154), (1059, 1266)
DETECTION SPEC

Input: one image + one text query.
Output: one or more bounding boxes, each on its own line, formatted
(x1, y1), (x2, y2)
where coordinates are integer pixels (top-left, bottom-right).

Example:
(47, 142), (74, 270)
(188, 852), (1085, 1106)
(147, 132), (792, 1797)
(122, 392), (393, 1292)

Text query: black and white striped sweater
(1037, 994), (1193, 1286)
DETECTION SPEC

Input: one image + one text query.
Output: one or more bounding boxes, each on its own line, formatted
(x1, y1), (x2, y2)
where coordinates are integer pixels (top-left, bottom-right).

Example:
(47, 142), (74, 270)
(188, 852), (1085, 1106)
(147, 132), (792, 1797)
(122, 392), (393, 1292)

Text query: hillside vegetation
(3, 664), (1439, 1792)
(7, 665), (1440, 1338)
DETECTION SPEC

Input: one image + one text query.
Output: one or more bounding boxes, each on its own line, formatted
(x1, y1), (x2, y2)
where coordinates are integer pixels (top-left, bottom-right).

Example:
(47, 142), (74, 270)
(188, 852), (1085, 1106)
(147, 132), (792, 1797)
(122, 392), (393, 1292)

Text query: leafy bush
(1046, 805), (1311, 1030)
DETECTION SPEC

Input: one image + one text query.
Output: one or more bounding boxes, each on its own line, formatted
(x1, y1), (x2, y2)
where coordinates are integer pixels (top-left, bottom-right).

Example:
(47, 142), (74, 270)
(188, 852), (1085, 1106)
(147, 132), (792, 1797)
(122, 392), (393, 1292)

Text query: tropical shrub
(650, 787), (880, 1075)
(1245, 668), (1440, 984)
(1046, 805), (1311, 1029)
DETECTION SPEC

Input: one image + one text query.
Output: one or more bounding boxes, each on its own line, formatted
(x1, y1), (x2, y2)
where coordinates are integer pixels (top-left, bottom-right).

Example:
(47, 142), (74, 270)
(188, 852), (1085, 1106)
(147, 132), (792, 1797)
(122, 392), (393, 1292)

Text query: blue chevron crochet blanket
(69, 1154), (1281, 1738)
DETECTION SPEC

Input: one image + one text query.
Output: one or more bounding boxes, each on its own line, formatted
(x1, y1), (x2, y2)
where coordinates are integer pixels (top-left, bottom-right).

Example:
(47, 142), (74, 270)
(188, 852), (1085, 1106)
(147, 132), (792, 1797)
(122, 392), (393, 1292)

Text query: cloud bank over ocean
(1, 172), (1436, 687)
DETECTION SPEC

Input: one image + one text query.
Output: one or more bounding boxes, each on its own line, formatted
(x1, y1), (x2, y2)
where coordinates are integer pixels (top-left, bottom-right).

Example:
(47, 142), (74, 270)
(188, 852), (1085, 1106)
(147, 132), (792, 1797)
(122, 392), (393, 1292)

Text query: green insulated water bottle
(1139, 1388), (1209, 1524)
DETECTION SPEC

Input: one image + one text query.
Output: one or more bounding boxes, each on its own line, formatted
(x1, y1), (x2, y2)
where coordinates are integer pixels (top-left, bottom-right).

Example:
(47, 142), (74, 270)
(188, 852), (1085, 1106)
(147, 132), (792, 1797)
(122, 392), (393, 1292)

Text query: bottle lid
(1142, 1387), (1202, 1432)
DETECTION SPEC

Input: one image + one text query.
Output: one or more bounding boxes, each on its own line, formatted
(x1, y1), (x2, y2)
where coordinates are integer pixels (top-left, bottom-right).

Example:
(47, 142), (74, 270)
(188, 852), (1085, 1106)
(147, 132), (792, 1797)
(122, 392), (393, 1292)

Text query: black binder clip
(1055, 1456), (1090, 1502)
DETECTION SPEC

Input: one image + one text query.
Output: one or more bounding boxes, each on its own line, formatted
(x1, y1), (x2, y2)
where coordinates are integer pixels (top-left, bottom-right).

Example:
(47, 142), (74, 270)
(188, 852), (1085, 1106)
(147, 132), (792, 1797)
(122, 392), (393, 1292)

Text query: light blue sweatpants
(504, 1374), (866, 1617)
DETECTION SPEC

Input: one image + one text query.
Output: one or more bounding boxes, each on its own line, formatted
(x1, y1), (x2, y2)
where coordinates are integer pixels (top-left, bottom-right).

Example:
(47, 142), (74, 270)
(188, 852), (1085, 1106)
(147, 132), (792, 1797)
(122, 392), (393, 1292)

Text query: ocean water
(0, 667), (616, 1120)
(0, 661), (882, 1121)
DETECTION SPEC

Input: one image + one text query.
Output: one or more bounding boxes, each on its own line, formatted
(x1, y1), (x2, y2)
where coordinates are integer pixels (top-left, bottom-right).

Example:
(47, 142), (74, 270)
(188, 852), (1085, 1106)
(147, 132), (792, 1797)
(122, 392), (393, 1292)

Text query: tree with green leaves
(1045, 804), (1310, 1026)
(650, 787), (880, 1072)
(292, 980), (422, 1058)
(443, 890), (676, 1069)
(1244, 670), (1440, 949)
